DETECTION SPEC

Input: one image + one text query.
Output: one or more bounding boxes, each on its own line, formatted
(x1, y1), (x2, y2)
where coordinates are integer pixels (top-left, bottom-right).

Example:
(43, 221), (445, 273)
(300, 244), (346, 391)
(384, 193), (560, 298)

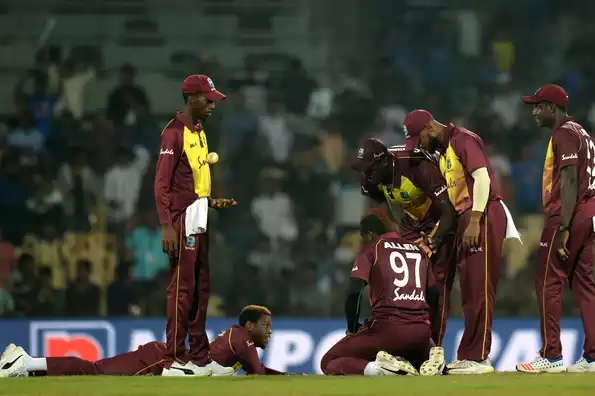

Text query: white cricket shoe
(205, 361), (235, 376)
(162, 361), (211, 377)
(567, 357), (595, 373)
(375, 351), (419, 376)
(420, 347), (446, 376)
(516, 354), (564, 373)
(0, 344), (28, 378)
(448, 359), (494, 375)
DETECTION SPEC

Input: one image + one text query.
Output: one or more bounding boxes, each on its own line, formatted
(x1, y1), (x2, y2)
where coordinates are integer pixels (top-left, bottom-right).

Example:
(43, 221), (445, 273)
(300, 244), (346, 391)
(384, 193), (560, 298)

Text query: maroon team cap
(404, 109), (434, 151)
(522, 84), (568, 107)
(180, 74), (226, 102)
(351, 138), (389, 173)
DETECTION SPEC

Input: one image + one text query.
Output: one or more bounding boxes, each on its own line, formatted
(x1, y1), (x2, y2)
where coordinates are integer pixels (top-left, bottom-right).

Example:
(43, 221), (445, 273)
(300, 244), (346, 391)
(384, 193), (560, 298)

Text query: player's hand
(161, 224), (178, 258)
(414, 233), (434, 257)
(209, 198), (238, 209)
(463, 219), (481, 249)
(554, 229), (570, 261)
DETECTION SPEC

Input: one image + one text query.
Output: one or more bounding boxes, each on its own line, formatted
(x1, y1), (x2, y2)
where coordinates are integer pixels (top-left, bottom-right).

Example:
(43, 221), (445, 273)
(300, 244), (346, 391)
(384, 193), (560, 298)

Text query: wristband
(557, 224), (570, 233)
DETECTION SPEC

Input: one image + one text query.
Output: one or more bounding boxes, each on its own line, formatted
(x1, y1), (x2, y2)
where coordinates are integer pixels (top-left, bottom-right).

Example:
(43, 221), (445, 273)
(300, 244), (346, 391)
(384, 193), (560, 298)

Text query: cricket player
(154, 74), (237, 376)
(0, 306), (283, 377)
(351, 138), (457, 346)
(516, 85), (595, 373)
(404, 109), (521, 374)
(320, 208), (445, 377)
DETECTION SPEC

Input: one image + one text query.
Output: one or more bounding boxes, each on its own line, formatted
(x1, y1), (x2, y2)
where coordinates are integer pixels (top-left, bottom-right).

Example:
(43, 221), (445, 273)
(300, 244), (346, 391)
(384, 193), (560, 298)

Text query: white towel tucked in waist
(185, 198), (209, 236)
(500, 200), (522, 244)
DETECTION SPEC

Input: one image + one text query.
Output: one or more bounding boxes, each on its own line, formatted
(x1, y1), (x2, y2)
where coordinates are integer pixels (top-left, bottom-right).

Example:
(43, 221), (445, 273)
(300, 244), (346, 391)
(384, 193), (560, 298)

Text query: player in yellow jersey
(351, 138), (456, 346)
(154, 74), (236, 376)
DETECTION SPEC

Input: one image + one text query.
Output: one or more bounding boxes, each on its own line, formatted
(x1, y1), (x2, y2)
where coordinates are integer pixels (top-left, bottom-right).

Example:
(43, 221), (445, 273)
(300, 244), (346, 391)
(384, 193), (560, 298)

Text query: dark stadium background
(0, 0), (593, 322)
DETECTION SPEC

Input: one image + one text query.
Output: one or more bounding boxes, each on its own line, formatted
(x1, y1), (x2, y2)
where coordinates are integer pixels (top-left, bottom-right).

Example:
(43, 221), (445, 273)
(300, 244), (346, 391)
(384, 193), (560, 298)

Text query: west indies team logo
(357, 147), (365, 159)
(403, 125), (409, 138)
(186, 236), (196, 248)
(446, 159), (452, 169)
(400, 191), (409, 199)
(207, 77), (215, 89)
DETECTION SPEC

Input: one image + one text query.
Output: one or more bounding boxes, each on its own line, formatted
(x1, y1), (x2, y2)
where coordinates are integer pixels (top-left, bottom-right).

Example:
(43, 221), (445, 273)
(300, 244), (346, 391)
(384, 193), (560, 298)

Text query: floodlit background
(0, 0), (594, 321)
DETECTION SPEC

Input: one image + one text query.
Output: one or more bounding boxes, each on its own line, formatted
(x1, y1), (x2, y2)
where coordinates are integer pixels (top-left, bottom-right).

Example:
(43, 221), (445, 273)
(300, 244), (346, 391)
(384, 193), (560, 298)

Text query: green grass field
(1, 374), (594, 396)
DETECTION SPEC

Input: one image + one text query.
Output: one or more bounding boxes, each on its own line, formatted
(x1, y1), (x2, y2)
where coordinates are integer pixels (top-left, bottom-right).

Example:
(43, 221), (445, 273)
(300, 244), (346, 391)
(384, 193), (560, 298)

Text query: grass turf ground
(1, 374), (594, 396)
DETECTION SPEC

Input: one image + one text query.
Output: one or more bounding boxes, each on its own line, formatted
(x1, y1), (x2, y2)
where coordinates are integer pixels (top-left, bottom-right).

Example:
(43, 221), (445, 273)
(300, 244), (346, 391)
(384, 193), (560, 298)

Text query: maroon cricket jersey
(154, 112), (211, 226)
(361, 146), (449, 230)
(438, 125), (502, 215)
(209, 325), (283, 375)
(351, 232), (435, 323)
(543, 117), (595, 218)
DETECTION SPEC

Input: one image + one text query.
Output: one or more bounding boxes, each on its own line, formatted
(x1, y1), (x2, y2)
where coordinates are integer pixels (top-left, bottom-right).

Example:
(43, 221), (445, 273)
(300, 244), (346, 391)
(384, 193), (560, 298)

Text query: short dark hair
(182, 93), (189, 103)
(239, 305), (271, 326)
(360, 208), (392, 236)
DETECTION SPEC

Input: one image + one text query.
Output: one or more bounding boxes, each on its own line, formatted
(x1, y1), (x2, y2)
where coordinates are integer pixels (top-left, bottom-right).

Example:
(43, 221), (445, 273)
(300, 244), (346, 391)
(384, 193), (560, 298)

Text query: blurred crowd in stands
(1, 3), (595, 319)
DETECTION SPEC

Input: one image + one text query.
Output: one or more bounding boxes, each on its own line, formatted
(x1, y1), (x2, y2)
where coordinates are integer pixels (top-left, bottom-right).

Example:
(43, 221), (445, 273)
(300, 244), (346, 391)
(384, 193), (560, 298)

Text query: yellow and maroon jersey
(360, 146), (449, 224)
(154, 112), (211, 225)
(542, 117), (595, 217)
(438, 125), (501, 214)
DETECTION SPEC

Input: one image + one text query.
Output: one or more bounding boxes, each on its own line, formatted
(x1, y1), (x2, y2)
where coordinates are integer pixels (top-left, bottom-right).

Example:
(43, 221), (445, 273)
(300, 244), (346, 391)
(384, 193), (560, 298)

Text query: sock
(24, 356), (47, 372)
(363, 362), (382, 376)
(585, 357), (595, 364)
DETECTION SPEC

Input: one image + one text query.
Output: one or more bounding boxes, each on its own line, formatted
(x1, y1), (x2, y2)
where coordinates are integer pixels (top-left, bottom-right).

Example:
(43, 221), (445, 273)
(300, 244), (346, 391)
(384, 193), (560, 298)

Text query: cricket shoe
(162, 361), (211, 377)
(420, 347), (446, 376)
(374, 351), (419, 376)
(567, 357), (595, 373)
(0, 344), (28, 378)
(447, 359), (494, 375)
(516, 354), (564, 373)
(205, 361), (235, 376)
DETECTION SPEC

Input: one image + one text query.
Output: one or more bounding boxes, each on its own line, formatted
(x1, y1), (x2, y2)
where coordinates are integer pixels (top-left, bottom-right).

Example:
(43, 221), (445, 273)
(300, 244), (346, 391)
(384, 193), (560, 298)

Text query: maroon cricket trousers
(537, 201), (595, 360)
(165, 212), (211, 365)
(320, 319), (431, 375)
(47, 342), (168, 376)
(456, 200), (506, 362)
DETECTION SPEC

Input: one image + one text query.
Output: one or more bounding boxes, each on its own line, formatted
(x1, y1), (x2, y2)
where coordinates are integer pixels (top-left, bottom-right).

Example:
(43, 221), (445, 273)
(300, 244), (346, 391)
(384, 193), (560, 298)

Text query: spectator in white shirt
(54, 60), (96, 120)
(250, 167), (298, 248)
(104, 145), (150, 226)
(258, 94), (294, 165)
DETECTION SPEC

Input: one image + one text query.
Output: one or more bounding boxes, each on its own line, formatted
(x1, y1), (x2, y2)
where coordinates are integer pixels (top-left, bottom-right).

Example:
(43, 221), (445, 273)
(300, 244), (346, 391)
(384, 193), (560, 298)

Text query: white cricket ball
(207, 152), (219, 164)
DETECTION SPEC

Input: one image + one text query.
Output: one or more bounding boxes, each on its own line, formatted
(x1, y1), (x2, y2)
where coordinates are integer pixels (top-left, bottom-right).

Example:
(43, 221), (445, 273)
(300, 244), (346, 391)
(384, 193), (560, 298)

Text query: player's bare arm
(556, 165), (578, 260)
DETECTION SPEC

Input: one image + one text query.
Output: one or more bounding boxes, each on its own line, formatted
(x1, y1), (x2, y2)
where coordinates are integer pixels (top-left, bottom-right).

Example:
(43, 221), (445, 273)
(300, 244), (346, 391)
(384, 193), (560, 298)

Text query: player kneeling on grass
(320, 209), (445, 376)
(0, 305), (284, 378)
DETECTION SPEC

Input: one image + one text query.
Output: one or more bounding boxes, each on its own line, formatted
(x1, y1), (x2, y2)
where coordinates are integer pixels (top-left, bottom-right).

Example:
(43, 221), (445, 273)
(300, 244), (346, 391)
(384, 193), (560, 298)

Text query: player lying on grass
(320, 208), (445, 376)
(0, 305), (284, 377)
(352, 138), (457, 346)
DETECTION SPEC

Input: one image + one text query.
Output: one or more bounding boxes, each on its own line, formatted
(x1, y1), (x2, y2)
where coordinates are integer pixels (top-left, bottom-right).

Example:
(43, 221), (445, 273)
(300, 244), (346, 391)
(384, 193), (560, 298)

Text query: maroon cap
(351, 138), (389, 173)
(522, 84), (568, 107)
(404, 109), (433, 150)
(181, 74), (226, 102)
